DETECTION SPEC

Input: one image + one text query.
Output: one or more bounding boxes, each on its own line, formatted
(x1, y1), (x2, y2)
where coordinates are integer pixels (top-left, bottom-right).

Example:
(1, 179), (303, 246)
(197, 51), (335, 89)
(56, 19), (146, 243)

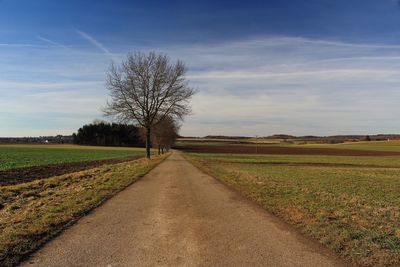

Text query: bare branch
(103, 51), (195, 158)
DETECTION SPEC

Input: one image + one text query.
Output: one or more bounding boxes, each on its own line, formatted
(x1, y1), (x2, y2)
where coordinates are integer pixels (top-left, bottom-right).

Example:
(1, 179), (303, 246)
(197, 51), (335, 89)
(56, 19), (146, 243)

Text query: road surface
(23, 152), (344, 267)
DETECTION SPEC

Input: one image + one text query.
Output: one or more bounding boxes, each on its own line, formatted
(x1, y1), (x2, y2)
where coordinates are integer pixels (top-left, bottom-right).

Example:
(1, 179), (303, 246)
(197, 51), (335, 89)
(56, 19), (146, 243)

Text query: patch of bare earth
(0, 156), (143, 186)
(176, 144), (400, 156)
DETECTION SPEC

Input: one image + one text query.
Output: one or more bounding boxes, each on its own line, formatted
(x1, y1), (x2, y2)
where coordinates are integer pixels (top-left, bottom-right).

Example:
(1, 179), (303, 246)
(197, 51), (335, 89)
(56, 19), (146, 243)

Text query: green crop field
(0, 144), (145, 170)
(299, 140), (400, 152)
(183, 143), (400, 266)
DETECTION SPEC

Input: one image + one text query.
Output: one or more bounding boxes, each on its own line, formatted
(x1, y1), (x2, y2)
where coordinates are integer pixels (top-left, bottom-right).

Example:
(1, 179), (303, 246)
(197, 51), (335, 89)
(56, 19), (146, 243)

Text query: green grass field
(300, 140), (400, 152)
(0, 144), (146, 170)
(183, 142), (400, 266)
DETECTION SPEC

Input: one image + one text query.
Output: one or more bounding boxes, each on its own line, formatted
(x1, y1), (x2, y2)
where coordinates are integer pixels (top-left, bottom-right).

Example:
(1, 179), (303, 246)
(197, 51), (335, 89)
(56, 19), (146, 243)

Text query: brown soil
(175, 144), (400, 156)
(0, 156), (143, 186)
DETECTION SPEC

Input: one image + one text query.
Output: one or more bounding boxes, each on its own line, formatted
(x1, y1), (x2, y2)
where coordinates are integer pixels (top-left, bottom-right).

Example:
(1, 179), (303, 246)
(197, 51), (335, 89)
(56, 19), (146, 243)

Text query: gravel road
(22, 152), (344, 267)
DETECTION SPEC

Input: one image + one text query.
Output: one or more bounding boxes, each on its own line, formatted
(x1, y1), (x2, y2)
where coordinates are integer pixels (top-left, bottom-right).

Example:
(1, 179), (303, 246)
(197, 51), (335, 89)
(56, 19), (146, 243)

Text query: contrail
(76, 30), (113, 56)
(0, 43), (44, 47)
(37, 36), (69, 49)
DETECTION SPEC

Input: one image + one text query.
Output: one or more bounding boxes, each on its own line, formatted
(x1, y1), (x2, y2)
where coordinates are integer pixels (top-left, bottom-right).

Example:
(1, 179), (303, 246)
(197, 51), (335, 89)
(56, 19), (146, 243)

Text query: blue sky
(1, 0), (400, 137)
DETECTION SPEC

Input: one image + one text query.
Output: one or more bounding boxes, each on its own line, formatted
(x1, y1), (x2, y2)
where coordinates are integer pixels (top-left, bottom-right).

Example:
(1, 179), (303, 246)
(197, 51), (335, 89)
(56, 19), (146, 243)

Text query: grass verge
(183, 152), (400, 267)
(0, 153), (169, 266)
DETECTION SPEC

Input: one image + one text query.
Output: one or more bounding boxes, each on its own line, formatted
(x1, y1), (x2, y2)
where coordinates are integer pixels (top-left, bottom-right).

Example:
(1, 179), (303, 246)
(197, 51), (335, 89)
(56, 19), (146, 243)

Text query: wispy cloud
(282, 37), (400, 49)
(76, 30), (113, 57)
(0, 43), (47, 48)
(37, 35), (70, 49)
(156, 36), (400, 136)
(2, 34), (400, 136)
(187, 69), (398, 80)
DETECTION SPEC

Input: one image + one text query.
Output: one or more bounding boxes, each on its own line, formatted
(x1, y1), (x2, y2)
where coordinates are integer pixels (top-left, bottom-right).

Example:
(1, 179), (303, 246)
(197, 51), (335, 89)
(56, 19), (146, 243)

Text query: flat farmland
(177, 143), (400, 156)
(0, 144), (145, 171)
(0, 155), (167, 266)
(300, 140), (400, 152)
(0, 144), (165, 266)
(0, 144), (147, 186)
(181, 142), (400, 266)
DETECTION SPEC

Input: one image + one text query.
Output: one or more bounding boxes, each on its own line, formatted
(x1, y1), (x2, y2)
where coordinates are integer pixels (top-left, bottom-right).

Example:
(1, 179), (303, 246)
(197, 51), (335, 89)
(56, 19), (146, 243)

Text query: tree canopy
(73, 121), (144, 147)
(103, 51), (195, 158)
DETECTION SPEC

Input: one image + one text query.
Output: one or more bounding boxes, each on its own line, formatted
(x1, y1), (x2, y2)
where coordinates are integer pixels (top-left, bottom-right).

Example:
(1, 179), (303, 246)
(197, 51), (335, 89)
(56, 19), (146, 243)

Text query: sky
(1, 0), (400, 137)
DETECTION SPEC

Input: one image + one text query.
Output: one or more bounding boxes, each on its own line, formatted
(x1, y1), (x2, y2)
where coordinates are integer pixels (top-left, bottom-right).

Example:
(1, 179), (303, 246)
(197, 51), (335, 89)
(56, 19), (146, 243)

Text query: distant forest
(72, 122), (145, 147)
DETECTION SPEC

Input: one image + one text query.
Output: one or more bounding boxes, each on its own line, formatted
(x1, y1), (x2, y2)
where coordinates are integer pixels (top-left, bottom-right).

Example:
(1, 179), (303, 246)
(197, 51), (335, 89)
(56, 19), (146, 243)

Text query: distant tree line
(72, 121), (145, 147)
(72, 118), (180, 152)
(0, 135), (73, 144)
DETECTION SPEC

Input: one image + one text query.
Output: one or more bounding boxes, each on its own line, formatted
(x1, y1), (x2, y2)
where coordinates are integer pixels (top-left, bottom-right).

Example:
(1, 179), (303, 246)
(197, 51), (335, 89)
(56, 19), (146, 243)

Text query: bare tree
(103, 52), (195, 158)
(151, 116), (180, 155)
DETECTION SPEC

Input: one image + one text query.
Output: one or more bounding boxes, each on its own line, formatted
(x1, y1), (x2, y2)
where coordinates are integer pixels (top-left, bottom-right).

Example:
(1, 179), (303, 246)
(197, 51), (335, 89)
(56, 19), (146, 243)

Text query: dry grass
(184, 152), (400, 266)
(0, 154), (168, 266)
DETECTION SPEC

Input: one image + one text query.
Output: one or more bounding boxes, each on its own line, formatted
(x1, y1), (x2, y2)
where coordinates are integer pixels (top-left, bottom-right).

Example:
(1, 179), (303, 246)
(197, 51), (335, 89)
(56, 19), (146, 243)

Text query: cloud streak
(37, 36), (70, 49)
(76, 30), (113, 57)
(1, 35), (400, 136)
(283, 37), (400, 49)
(0, 43), (47, 48)
(155, 36), (400, 136)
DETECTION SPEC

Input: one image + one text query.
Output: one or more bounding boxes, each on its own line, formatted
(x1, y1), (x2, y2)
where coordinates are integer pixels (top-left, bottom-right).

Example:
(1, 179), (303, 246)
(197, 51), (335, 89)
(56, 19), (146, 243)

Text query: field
(181, 141), (400, 266)
(0, 155), (167, 266)
(0, 144), (148, 186)
(0, 144), (145, 171)
(177, 143), (400, 156)
(0, 144), (167, 266)
(301, 140), (400, 152)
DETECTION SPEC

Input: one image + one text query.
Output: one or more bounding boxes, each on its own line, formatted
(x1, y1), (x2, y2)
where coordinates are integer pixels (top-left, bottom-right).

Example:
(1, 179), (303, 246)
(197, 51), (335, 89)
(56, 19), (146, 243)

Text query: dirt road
(22, 152), (344, 267)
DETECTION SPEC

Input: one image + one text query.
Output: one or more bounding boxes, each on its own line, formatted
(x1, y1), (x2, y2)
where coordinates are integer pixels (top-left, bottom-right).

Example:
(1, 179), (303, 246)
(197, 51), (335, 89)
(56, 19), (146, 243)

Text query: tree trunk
(146, 127), (151, 159)
(161, 147), (164, 154)
(158, 145), (161, 155)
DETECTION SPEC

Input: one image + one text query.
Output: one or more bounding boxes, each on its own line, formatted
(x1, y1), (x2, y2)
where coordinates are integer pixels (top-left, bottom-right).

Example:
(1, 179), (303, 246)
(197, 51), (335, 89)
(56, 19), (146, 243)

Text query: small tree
(151, 116), (180, 155)
(103, 52), (195, 158)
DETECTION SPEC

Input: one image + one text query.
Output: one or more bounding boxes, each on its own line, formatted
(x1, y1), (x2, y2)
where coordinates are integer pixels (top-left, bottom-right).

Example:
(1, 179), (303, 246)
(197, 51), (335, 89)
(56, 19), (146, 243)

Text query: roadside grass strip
(0, 154), (168, 267)
(184, 152), (400, 267)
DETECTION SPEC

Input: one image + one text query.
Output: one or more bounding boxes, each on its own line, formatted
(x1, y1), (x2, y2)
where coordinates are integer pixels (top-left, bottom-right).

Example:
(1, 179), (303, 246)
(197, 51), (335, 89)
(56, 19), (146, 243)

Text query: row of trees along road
(147, 116), (180, 155)
(103, 51), (195, 158)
